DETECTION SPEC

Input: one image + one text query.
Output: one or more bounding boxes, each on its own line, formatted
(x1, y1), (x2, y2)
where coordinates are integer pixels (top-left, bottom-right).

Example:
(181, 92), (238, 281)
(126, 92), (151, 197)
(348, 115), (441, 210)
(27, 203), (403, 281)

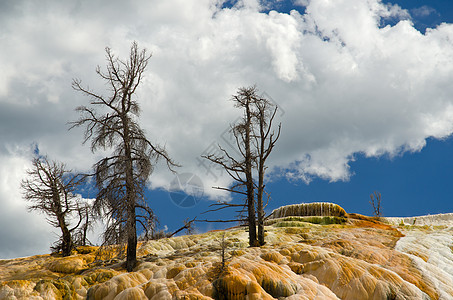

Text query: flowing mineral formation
(1, 202), (452, 299)
(269, 202), (347, 219)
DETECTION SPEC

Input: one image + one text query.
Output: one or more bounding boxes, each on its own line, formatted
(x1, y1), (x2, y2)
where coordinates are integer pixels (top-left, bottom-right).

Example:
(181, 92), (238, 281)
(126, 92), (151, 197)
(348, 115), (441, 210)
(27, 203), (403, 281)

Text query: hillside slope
(1, 203), (453, 299)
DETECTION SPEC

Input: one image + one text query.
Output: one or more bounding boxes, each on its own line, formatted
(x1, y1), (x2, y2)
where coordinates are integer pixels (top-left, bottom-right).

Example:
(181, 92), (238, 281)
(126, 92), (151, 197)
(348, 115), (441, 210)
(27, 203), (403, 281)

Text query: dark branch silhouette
(167, 217), (197, 238)
(202, 87), (258, 246)
(252, 93), (281, 245)
(70, 41), (178, 271)
(370, 191), (383, 218)
(202, 86), (280, 246)
(21, 156), (84, 256)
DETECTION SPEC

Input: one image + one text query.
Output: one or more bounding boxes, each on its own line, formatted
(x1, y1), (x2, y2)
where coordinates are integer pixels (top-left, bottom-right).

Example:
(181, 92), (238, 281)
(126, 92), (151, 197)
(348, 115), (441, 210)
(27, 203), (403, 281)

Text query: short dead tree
(369, 191), (383, 219)
(21, 156), (84, 256)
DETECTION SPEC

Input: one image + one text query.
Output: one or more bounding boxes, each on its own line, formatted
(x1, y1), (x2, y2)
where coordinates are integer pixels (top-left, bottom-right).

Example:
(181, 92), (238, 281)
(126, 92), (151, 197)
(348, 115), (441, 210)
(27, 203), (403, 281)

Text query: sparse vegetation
(218, 232), (230, 271)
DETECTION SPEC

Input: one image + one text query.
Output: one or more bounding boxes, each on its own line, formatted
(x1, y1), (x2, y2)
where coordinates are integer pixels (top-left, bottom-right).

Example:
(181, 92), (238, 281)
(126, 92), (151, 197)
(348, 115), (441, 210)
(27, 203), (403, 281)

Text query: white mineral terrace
(386, 212), (453, 299)
(395, 225), (453, 298)
(384, 213), (453, 226)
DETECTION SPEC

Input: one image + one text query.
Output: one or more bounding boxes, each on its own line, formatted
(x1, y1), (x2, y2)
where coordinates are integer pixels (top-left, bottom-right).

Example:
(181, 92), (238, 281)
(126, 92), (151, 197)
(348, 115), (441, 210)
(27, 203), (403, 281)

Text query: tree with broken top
(21, 156), (84, 256)
(253, 94), (281, 245)
(203, 87), (258, 246)
(70, 42), (177, 272)
(203, 86), (281, 247)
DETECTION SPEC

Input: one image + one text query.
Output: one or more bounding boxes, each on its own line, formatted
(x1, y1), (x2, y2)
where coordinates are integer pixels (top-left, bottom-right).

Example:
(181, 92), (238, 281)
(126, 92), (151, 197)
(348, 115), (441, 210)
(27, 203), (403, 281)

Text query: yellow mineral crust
(1, 211), (451, 299)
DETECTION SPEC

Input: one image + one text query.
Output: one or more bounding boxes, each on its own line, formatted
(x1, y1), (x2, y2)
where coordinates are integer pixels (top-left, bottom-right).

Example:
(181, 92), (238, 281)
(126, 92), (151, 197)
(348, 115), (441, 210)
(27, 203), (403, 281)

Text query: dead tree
(73, 201), (94, 247)
(203, 87), (281, 247)
(70, 42), (177, 272)
(253, 96), (281, 246)
(21, 156), (83, 256)
(370, 191), (383, 218)
(203, 87), (259, 247)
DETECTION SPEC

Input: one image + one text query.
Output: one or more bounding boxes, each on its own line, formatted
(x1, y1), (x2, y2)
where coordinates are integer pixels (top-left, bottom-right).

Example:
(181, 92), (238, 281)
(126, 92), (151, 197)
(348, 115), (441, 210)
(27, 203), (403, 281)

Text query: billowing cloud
(2, 0), (453, 257)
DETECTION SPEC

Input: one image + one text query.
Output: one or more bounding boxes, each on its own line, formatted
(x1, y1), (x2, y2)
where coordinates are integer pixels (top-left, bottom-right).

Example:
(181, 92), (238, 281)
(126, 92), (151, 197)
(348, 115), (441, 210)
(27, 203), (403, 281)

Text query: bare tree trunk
(60, 222), (72, 256)
(81, 210), (89, 246)
(255, 100), (280, 246)
(245, 103), (257, 246)
(246, 170), (256, 246)
(257, 161), (265, 246)
(53, 183), (73, 256)
(123, 114), (137, 272)
(125, 199), (137, 271)
(256, 106), (267, 246)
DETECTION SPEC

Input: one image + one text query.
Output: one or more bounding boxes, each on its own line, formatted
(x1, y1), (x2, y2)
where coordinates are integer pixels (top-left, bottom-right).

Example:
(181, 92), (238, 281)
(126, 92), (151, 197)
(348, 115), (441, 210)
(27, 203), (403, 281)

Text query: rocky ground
(1, 204), (452, 299)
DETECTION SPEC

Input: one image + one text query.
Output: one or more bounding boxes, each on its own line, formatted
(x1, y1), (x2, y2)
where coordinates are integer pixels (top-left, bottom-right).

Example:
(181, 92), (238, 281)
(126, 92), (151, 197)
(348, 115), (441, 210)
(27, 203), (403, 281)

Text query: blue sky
(2, 0), (453, 257)
(153, 136), (453, 235)
(391, 0), (453, 32)
(146, 0), (453, 234)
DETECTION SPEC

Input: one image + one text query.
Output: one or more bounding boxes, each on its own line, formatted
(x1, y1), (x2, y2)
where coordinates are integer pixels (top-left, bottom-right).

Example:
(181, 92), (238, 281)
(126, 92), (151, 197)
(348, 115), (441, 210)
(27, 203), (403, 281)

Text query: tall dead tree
(236, 87), (258, 246)
(70, 42), (177, 272)
(203, 86), (281, 247)
(253, 96), (281, 246)
(21, 156), (83, 256)
(203, 87), (259, 247)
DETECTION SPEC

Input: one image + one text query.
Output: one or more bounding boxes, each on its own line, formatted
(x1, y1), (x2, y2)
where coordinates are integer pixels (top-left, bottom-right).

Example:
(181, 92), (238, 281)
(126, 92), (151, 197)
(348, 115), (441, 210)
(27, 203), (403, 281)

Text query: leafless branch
(70, 41), (178, 272)
(21, 156), (84, 256)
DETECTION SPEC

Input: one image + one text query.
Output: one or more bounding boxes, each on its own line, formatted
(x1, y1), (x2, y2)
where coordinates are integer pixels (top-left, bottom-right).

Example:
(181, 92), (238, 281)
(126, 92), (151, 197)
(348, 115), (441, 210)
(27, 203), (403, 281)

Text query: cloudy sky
(2, 0), (453, 259)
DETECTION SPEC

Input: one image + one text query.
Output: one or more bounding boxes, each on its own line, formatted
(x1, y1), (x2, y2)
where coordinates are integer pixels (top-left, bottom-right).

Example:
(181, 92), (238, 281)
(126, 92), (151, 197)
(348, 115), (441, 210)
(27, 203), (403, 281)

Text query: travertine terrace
(1, 203), (452, 299)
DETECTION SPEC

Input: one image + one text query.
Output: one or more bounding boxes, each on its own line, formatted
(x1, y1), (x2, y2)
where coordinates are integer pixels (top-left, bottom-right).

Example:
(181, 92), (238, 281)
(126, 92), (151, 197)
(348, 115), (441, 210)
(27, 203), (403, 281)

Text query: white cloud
(2, 0), (453, 257)
(411, 5), (438, 18)
(0, 148), (55, 259)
